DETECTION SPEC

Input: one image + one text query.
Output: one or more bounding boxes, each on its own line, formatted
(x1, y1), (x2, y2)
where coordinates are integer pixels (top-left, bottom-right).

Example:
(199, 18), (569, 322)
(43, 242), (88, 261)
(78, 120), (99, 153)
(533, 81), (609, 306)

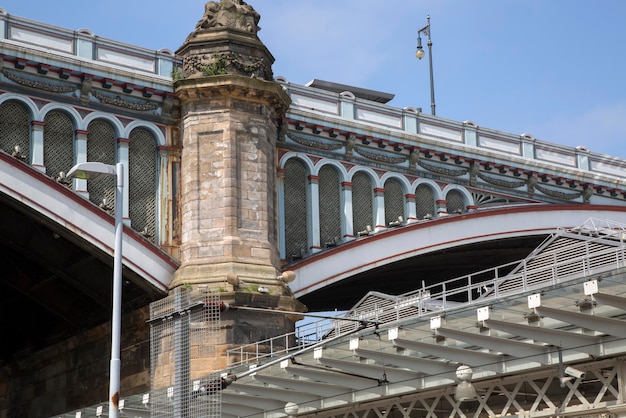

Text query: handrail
(226, 313), (355, 367)
(227, 230), (626, 367)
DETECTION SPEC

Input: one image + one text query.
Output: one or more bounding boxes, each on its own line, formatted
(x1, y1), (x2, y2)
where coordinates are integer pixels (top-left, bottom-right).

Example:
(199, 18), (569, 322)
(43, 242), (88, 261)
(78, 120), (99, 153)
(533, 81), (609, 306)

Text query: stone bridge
(2, 7), (626, 418)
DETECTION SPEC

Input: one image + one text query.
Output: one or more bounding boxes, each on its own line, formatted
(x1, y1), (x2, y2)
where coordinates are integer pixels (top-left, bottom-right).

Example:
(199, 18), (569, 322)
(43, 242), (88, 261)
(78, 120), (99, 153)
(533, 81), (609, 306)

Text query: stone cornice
(178, 28), (273, 60)
(177, 26), (274, 80)
(175, 74), (291, 116)
(0, 47), (174, 95)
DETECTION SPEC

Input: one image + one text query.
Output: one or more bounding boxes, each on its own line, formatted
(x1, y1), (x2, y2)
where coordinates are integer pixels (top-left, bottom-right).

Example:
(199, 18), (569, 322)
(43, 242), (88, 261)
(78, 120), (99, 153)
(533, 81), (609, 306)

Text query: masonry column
(169, 0), (304, 370)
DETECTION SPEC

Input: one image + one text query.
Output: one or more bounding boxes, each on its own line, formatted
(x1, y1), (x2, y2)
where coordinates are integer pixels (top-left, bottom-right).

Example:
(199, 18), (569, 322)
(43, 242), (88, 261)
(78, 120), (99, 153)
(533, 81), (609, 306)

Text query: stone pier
(165, 0), (305, 376)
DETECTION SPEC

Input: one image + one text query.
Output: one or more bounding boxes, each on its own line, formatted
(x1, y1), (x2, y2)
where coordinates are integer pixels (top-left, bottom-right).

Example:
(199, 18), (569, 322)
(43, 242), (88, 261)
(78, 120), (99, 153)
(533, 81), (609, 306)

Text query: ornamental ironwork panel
(384, 178), (405, 225)
(415, 183), (436, 219)
(0, 100), (30, 160)
(319, 165), (341, 247)
(284, 158), (308, 260)
(44, 110), (73, 179)
(129, 127), (157, 242)
(446, 189), (466, 213)
(87, 119), (116, 210)
(352, 172), (373, 235)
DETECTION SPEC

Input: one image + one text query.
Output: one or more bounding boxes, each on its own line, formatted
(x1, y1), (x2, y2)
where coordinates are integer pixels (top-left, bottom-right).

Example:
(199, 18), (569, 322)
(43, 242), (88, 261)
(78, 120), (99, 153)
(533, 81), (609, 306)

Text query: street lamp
(416, 15), (436, 116)
(67, 161), (124, 418)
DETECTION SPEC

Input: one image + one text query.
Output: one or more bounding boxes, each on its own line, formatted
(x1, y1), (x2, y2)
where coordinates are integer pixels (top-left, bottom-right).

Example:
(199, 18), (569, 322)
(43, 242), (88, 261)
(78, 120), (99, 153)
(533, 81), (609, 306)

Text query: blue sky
(5, 1), (626, 157)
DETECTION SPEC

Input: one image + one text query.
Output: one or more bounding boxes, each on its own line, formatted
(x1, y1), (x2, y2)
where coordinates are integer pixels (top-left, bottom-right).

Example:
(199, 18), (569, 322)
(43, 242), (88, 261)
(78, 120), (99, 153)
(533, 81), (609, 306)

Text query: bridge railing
(227, 229), (626, 367)
(0, 9), (179, 79)
(338, 235), (626, 335)
(226, 313), (356, 368)
(281, 80), (626, 181)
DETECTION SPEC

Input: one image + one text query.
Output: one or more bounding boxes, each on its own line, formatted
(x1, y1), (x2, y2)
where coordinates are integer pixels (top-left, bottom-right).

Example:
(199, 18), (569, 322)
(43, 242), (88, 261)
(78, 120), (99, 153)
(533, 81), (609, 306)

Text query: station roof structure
(210, 219), (626, 417)
(306, 79), (395, 103)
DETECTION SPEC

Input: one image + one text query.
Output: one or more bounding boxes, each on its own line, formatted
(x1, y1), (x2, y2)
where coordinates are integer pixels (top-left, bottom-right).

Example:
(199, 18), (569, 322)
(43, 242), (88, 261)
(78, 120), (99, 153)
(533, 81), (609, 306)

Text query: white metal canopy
(219, 219), (626, 417)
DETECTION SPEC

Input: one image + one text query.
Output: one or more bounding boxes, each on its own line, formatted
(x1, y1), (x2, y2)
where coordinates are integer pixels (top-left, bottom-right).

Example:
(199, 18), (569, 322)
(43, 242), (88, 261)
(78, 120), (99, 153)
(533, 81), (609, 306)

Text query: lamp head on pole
(416, 35), (425, 60)
(415, 16), (430, 60)
(67, 161), (117, 181)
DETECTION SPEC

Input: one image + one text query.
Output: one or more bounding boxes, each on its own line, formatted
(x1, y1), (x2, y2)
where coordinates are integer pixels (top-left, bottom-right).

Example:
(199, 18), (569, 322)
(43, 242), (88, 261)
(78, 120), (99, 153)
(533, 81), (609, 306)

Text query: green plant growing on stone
(201, 53), (229, 76)
(240, 284), (261, 293)
(171, 66), (183, 81)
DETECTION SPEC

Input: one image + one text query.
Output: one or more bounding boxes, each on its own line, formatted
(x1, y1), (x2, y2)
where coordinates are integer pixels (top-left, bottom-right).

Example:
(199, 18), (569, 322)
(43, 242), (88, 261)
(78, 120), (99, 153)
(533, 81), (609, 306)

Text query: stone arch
(442, 184), (474, 213)
(317, 162), (343, 247)
(347, 166), (379, 185)
(0, 93), (38, 119)
(380, 172), (412, 195)
(128, 126), (159, 241)
(83, 111), (125, 137)
(282, 154), (311, 260)
(124, 120), (166, 147)
(39, 103), (83, 130)
(43, 108), (75, 178)
(412, 179), (440, 220)
(0, 97), (33, 162)
(279, 152), (315, 174)
(349, 167), (377, 236)
(311, 158), (349, 183)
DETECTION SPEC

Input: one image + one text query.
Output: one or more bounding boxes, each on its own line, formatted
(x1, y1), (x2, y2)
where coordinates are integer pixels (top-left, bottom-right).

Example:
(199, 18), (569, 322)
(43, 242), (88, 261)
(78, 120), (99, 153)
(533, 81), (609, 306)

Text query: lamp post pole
(67, 161), (124, 418)
(416, 15), (436, 116)
(109, 162), (123, 418)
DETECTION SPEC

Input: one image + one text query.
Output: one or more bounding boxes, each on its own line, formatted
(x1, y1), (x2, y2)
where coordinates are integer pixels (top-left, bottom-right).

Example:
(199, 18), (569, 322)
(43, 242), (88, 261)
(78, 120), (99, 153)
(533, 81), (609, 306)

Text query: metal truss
(319, 358), (622, 418)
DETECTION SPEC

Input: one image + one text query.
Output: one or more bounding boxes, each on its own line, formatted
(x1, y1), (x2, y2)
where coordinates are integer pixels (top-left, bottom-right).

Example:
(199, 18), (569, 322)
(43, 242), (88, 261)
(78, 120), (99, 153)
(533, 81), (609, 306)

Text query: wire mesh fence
(149, 288), (223, 417)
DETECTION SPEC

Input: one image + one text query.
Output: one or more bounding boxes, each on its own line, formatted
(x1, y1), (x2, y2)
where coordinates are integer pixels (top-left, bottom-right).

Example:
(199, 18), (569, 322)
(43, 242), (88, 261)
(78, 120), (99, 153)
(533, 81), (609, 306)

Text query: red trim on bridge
(287, 204), (626, 297)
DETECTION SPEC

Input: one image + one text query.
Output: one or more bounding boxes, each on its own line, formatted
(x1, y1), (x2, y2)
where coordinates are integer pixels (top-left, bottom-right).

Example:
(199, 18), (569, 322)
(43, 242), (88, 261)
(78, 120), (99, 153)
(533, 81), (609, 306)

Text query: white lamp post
(67, 161), (124, 418)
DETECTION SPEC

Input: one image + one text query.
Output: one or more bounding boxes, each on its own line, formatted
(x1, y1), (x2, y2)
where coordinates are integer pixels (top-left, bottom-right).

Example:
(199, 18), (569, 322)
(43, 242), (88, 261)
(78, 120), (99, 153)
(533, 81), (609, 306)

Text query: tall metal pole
(109, 162), (124, 418)
(66, 161), (125, 418)
(416, 15), (436, 116)
(426, 16), (436, 116)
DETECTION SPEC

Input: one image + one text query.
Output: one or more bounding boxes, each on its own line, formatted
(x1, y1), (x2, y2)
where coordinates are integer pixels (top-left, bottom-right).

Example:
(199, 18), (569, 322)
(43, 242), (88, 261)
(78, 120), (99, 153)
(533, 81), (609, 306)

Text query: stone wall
(0, 307), (150, 418)
(171, 75), (290, 290)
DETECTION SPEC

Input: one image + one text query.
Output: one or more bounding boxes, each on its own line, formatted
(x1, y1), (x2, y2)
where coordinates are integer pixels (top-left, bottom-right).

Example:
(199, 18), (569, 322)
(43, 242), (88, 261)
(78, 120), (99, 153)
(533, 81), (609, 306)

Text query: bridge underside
(0, 195), (162, 362)
(298, 235), (545, 311)
(0, 183), (545, 361)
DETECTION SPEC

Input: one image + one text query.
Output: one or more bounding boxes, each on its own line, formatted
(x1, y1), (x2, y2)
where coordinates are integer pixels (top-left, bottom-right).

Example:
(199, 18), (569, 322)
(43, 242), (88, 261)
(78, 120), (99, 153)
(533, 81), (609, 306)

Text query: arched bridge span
(289, 205), (626, 310)
(0, 153), (177, 291)
(0, 152), (177, 358)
